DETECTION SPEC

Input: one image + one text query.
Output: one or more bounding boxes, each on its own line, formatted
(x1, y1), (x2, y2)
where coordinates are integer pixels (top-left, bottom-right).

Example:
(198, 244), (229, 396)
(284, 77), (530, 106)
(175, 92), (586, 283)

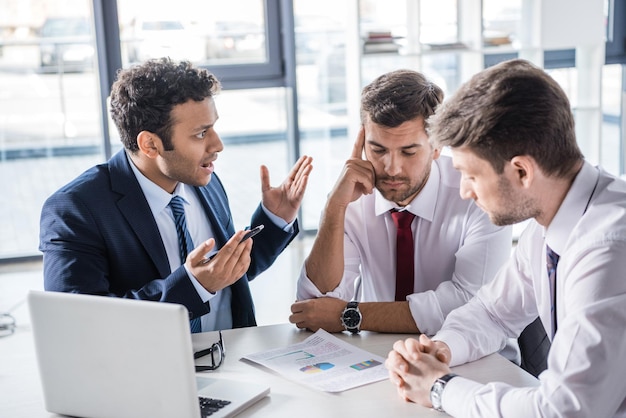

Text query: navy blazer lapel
(194, 174), (234, 247)
(195, 175), (257, 328)
(108, 150), (171, 277)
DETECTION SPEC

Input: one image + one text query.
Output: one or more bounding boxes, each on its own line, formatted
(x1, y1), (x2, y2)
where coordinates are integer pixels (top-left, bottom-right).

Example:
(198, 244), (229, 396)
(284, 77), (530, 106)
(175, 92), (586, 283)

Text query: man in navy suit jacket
(39, 58), (313, 330)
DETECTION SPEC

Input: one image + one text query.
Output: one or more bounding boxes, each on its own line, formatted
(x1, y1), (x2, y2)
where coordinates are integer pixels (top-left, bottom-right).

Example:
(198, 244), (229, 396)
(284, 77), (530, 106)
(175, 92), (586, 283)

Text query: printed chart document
(242, 329), (388, 392)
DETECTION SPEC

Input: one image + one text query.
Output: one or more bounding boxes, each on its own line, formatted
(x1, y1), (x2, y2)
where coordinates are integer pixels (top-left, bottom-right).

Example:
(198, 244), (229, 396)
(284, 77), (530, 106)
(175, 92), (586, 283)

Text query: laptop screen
(28, 291), (268, 418)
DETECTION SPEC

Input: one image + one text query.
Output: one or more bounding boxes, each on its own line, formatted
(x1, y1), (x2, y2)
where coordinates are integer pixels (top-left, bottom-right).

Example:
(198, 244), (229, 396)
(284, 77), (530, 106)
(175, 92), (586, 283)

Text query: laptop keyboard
(199, 396), (232, 417)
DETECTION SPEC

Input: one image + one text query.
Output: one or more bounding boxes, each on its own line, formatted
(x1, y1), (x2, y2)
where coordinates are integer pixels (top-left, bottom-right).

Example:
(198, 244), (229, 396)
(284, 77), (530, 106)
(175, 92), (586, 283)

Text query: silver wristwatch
(430, 373), (458, 412)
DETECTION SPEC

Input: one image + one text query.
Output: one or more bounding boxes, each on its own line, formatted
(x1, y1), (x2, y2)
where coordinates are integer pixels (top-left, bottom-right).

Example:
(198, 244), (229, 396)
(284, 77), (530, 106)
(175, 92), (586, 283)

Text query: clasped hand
(385, 334), (453, 407)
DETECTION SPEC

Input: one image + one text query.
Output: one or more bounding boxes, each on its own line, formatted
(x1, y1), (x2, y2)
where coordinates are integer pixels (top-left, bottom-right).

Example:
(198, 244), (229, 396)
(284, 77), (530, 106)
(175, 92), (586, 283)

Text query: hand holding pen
(185, 225), (264, 293)
(200, 224), (264, 265)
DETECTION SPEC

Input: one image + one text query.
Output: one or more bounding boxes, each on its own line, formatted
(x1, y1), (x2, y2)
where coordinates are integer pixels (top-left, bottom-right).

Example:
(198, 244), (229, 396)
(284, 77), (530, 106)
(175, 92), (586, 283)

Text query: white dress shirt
(436, 161), (626, 418)
(297, 156), (512, 335)
(128, 155), (294, 332)
(127, 157), (234, 331)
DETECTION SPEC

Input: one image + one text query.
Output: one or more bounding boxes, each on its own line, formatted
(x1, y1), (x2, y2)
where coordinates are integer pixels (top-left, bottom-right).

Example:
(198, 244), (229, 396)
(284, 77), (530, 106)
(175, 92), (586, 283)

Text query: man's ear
(432, 147), (441, 160)
(509, 155), (535, 188)
(136, 131), (160, 158)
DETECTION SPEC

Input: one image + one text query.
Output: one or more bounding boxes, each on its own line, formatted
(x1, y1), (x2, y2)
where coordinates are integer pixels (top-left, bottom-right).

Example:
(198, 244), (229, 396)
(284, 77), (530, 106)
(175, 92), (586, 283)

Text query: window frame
(92, 0), (290, 160)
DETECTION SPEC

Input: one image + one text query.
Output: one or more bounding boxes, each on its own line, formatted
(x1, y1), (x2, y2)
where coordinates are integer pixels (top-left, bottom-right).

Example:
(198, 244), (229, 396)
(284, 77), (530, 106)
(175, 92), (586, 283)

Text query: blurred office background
(1, 0), (624, 325)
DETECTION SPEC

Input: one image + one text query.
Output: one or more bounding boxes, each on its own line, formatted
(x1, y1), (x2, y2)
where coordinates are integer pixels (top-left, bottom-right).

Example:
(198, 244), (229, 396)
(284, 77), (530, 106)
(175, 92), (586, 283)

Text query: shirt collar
(544, 161), (599, 255)
(126, 152), (192, 215)
(374, 159), (440, 222)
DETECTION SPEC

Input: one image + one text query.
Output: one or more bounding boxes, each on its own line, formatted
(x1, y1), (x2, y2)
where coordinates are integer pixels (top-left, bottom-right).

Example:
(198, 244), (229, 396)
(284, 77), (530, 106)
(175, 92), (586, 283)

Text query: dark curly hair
(360, 69), (444, 129)
(109, 58), (221, 152)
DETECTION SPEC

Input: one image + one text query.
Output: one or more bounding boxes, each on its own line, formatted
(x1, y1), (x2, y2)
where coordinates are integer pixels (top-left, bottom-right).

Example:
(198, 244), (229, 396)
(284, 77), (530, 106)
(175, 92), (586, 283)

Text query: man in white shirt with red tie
(385, 59), (626, 417)
(288, 70), (512, 341)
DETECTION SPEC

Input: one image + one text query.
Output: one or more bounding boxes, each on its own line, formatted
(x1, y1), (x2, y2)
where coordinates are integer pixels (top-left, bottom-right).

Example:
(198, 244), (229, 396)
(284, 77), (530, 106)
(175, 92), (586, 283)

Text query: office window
(115, 0), (283, 87)
(110, 0), (290, 227)
(0, 0), (288, 260)
(294, 0), (350, 230)
(483, 0), (521, 49)
(0, 0), (102, 259)
(1, 0), (625, 261)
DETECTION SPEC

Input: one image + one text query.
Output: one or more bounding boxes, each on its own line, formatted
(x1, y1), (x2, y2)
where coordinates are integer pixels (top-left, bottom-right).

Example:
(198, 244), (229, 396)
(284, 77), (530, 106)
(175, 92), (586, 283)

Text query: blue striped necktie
(169, 195), (202, 333)
(546, 244), (560, 338)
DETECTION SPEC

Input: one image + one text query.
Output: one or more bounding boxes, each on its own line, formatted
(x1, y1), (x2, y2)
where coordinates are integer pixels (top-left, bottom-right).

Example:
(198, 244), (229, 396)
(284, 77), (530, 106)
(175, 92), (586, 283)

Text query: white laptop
(28, 290), (269, 418)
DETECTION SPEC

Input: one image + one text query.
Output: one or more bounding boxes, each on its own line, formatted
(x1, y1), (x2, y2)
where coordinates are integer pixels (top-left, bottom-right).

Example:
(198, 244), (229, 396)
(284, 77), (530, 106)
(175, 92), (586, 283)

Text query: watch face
(342, 308), (361, 327)
(431, 381), (443, 407)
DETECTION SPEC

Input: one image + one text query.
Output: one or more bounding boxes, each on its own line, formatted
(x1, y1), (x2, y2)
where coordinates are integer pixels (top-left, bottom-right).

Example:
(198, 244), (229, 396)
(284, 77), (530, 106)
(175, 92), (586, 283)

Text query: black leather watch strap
(340, 301), (361, 334)
(430, 373), (458, 412)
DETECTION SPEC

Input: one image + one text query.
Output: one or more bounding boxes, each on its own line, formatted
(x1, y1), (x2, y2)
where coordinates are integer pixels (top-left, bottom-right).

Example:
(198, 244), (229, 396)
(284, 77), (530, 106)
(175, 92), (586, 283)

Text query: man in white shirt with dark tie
(385, 59), (626, 417)
(289, 70), (512, 339)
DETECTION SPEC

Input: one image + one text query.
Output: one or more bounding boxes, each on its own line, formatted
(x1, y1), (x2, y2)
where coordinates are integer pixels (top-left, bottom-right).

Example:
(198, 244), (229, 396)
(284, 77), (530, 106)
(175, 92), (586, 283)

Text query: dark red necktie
(390, 210), (416, 301)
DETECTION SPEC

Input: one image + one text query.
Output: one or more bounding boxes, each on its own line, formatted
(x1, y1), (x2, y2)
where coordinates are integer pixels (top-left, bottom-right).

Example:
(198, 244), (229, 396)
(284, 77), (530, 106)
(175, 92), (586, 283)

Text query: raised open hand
(261, 155), (313, 223)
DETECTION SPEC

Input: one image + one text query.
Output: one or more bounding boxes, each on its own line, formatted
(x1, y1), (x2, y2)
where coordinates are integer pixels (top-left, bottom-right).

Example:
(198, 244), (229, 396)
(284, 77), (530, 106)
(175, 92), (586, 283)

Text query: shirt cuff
(261, 203), (295, 232)
(296, 270), (322, 299)
(184, 264), (217, 303)
(296, 265), (348, 300)
(441, 376), (483, 417)
(407, 290), (444, 335)
(433, 329), (471, 367)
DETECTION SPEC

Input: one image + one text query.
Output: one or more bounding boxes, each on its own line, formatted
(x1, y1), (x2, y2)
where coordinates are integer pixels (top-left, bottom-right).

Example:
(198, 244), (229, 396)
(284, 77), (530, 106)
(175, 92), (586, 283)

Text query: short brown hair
(360, 69), (444, 129)
(428, 59), (583, 176)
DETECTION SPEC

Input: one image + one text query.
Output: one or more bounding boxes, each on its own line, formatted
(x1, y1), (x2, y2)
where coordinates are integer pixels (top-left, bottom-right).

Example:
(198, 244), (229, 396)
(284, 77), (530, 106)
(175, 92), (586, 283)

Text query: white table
(192, 325), (538, 417)
(0, 321), (538, 417)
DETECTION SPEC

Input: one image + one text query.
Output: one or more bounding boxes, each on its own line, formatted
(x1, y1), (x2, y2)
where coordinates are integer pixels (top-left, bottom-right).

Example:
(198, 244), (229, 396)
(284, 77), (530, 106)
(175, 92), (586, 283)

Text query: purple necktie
(390, 210), (416, 301)
(546, 244), (560, 338)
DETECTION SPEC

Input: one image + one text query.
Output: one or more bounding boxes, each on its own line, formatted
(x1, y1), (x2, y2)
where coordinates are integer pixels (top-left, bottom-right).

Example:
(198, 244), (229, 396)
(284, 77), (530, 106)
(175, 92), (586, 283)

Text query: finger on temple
(351, 126), (366, 159)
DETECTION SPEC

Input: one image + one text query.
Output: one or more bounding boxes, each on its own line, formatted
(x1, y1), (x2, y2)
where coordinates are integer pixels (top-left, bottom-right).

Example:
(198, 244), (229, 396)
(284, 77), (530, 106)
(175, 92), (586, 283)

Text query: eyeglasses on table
(193, 330), (225, 372)
(0, 313), (16, 338)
